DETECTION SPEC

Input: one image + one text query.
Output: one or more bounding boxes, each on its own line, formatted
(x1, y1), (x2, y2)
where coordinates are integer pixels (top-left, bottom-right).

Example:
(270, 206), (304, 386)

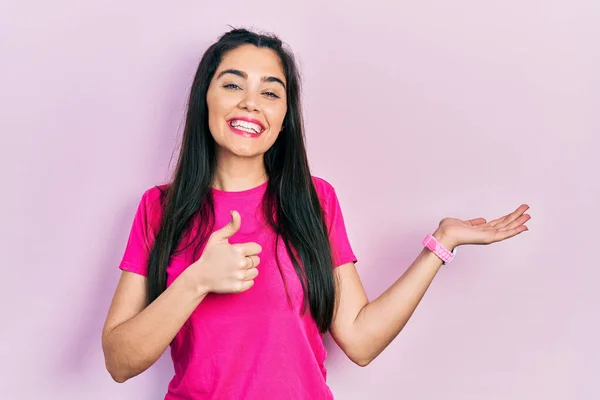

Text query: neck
(212, 152), (268, 192)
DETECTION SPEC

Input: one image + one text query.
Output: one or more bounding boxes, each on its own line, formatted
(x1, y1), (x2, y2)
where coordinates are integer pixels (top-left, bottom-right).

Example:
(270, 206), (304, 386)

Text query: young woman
(101, 28), (531, 399)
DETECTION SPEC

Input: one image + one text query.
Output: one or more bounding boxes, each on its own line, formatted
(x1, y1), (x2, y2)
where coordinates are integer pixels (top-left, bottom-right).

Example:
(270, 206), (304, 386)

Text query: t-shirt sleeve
(118, 187), (163, 277)
(314, 177), (357, 268)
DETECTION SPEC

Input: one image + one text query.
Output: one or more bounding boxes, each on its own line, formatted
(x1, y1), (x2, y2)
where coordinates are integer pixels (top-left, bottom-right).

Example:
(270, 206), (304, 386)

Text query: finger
(232, 242), (262, 256)
(235, 279), (255, 293)
(214, 210), (241, 241)
(503, 214), (531, 230)
(502, 205), (529, 226)
(493, 225), (528, 242)
(488, 214), (508, 228)
(489, 204), (529, 228)
(467, 218), (487, 226)
(245, 255), (260, 269)
(243, 265), (259, 281)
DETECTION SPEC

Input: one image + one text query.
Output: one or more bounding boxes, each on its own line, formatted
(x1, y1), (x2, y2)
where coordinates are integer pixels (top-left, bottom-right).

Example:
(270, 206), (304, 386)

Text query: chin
(228, 140), (273, 158)
(225, 145), (264, 158)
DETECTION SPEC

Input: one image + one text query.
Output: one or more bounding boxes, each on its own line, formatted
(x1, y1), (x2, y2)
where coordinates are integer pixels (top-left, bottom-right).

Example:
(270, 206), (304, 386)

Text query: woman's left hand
(435, 204), (531, 249)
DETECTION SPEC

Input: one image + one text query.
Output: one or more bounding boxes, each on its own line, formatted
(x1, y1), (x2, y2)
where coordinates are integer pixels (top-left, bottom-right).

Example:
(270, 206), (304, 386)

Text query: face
(206, 45), (287, 159)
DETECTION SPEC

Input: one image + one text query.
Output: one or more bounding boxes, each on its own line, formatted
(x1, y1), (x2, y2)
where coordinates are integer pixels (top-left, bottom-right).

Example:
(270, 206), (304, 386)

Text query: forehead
(217, 45), (286, 82)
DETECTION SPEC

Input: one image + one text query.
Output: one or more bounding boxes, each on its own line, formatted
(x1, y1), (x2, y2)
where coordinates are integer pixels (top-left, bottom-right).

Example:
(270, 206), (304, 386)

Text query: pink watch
(423, 234), (457, 265)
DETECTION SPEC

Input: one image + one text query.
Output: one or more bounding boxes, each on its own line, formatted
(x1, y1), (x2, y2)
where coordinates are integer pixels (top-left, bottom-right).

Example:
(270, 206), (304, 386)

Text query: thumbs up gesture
(188, 210), (261, 294)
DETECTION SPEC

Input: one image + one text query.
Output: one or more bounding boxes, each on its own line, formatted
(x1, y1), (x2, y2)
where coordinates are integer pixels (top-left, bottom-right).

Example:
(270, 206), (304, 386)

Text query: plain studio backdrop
(0, 1), (598, 399)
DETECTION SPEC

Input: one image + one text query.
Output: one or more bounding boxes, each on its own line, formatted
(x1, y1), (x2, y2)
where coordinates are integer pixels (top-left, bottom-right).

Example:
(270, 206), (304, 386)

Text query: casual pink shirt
(118, 176), (357, 399)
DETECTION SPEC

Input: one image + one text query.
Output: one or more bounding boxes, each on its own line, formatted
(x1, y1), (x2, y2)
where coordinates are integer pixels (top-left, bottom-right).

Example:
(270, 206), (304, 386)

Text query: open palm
(439, 204), (531, 248)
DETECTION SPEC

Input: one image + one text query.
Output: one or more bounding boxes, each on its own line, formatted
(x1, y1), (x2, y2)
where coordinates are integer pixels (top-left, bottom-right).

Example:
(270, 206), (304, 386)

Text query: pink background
(1, 1), (598, 399)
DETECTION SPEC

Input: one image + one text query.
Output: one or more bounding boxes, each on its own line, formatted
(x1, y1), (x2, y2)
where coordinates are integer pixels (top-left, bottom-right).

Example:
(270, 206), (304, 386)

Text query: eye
(223, 83), (241, 90)
(263, 91), (280, 99)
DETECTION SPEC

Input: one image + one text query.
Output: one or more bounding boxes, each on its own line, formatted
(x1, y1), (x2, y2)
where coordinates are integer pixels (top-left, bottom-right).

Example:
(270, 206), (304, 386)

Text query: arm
(102, 210), (261, 382)
(329, 230), (450, 367)
(329, 205), (530, 367)
(101, 268), (207, 383)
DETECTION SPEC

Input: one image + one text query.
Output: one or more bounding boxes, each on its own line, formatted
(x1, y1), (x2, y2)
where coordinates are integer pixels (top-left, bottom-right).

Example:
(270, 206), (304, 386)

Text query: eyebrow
(216, 69), (286, 89)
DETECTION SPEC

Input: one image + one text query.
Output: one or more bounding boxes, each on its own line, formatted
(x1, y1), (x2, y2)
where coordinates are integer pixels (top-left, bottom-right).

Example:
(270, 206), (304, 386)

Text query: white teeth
(230, 119), (262, 133)
(234, 126), (256, 134)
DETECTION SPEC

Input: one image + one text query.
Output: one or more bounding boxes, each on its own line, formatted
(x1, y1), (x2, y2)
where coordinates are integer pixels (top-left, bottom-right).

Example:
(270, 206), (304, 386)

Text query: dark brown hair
(147, 28), (336, 333)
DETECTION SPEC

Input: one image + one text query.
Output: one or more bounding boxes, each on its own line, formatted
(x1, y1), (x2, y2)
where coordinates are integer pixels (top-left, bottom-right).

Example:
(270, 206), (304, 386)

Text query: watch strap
(423, 234), (456, 265)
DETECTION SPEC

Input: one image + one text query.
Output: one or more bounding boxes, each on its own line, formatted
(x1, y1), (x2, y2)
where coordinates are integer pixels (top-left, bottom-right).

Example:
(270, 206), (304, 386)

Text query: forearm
(352, 232), (454, 365)
(103, 268), (207, 382)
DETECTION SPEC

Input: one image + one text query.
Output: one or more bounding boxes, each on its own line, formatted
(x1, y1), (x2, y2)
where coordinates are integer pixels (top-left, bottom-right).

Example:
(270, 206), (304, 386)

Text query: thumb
(468, 217), (487, 226)
(215, 210), (241, 241)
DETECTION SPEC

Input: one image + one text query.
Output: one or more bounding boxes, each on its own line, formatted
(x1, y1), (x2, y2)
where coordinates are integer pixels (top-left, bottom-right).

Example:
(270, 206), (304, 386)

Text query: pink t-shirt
(118, 176), (357, 399)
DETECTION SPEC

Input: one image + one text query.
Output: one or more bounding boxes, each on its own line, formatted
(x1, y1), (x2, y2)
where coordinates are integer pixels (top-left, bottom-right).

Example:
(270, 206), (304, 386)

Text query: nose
(238, 90), (260, 113)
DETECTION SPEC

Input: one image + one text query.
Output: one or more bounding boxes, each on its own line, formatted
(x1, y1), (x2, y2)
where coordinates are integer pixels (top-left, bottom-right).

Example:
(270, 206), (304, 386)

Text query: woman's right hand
(184, 210), (261, 295)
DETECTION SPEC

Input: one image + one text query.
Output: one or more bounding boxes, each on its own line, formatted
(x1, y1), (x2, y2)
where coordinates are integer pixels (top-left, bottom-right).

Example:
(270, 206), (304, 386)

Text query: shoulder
(143, 184), (167, 200)
(311, 176), (336, 197)
(138, 183), (170, 222)
(141, 183), (168, 205)
(311, 176), (339, 209)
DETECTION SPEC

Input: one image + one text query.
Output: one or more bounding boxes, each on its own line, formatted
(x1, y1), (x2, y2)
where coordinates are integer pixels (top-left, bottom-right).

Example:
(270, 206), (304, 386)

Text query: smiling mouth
(228, 119), (265, 135)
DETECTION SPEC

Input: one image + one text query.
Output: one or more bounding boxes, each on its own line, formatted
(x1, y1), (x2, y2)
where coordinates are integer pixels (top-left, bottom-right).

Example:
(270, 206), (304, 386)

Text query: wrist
(180, 262), (210, 298)
(432, 228), (458, 251)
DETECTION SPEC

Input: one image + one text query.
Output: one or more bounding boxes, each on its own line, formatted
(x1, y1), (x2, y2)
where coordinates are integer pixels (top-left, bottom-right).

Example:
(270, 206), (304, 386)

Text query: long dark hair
(147, 28), (336, 333)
